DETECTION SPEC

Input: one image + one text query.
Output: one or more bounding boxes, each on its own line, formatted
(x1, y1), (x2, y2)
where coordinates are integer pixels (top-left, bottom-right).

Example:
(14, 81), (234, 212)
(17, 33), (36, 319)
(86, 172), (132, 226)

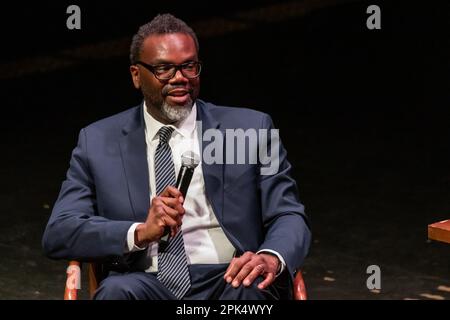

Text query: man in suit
(42, 13), (311, 300)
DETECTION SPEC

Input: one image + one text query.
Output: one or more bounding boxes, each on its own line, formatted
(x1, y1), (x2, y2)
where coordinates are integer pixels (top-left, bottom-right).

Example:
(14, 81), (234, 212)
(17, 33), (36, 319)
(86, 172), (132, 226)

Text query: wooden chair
(428, 219), (450, 244)
(64, 261), (308, 300)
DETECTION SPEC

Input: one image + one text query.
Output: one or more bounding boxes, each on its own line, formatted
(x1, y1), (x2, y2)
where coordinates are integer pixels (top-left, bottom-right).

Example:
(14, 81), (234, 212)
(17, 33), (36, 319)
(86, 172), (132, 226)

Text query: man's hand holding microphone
(134, 186), (185, 247)
(134, 151), (200, 247)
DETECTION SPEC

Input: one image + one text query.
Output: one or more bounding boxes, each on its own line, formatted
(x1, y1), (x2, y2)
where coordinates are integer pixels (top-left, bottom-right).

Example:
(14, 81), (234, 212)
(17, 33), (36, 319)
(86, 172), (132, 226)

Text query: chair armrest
(428, 219), (450, 244)
(64, 261), (101, 300)
(64, 261), (81, 300)
(293, 270), (307, 300)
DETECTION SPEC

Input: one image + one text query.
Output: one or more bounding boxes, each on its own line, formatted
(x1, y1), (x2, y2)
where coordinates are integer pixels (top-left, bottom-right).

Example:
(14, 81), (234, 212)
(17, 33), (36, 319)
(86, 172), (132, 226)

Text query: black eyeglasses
(135, 60), (202, 80)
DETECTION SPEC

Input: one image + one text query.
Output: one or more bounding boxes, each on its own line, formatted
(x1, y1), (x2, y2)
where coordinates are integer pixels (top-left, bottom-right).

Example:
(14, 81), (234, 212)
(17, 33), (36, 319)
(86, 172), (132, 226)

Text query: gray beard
(160, 100), (193, 122)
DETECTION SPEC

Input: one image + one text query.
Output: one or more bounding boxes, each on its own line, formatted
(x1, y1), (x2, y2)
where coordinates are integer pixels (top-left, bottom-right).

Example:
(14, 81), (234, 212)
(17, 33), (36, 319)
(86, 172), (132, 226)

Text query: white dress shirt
(126, 102), (285, 274)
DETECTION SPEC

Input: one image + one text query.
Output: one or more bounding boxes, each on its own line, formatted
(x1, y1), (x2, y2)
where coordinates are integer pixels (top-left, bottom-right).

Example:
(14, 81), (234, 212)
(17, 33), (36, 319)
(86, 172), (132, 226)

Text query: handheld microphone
(161, 151), (200, 241)
(175, 151), (200, 197)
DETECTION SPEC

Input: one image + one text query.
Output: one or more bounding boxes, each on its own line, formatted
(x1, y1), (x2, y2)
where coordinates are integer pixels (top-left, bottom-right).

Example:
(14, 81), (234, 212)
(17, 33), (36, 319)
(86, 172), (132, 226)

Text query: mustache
(161, 85), (193, 96)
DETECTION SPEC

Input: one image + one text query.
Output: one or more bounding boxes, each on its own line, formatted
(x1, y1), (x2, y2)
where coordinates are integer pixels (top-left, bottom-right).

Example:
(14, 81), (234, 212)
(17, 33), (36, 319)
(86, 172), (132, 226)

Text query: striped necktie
(154, 126), (191, 299)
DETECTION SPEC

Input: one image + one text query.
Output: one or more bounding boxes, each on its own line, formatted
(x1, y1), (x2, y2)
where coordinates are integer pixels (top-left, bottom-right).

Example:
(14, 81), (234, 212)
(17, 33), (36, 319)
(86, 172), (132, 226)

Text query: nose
(169, 69), (188, 84)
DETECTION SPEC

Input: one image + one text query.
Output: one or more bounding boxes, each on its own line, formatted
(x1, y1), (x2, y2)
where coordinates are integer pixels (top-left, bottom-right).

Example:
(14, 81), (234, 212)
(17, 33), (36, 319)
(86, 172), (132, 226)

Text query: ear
(130, 65), (141, 89)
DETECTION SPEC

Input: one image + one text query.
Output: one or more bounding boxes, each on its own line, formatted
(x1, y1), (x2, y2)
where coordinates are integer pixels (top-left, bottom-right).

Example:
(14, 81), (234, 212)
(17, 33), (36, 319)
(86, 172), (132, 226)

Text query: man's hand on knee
(223, 251), (280, 290)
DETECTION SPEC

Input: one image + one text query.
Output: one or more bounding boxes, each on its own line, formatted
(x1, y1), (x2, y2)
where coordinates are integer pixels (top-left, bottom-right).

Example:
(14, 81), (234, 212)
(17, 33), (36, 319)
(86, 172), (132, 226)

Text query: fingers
(152, 193), (184, 220)
(160, 186), (184, 203)
(158, 214), (179, 237)
(142, 187), (186, 242)
(150, 198), (184, 238)
(243, 264), (265, 287)
(158, 187), (185, 220)
(224, 252), (253, 285)
(160, 196), (185, 216)
(223, 252), (277, 289)
(257, 272), (275, 290)
(230, 262), (260, 288)
(161, 204), (182, 225)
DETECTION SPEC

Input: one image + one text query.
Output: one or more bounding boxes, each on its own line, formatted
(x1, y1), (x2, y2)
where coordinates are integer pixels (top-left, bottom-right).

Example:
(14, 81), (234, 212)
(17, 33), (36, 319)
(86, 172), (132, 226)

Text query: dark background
(0, 0), (449, 299)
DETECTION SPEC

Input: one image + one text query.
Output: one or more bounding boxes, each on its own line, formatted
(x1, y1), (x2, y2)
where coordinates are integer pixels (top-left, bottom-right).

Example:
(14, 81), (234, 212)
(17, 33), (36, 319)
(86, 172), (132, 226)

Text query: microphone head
(181, 151), (200, 169)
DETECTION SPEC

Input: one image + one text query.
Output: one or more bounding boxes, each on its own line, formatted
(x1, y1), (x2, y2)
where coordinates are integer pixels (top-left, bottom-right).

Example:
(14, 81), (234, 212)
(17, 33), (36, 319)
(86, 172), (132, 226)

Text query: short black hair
(129, 13), (199, 64)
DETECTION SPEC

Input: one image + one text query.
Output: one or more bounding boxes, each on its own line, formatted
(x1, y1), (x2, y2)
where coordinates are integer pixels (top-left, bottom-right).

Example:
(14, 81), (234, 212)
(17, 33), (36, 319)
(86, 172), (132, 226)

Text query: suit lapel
(196, 100), (224, 223)
(197, 100), (229, 222)
(197, 100), (244, 253)
(119, 105), (150, 222)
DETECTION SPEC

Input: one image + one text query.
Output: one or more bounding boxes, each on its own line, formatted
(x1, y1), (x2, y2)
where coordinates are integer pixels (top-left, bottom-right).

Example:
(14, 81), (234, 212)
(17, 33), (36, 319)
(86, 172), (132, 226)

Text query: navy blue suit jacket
(42, 99), (311, 281)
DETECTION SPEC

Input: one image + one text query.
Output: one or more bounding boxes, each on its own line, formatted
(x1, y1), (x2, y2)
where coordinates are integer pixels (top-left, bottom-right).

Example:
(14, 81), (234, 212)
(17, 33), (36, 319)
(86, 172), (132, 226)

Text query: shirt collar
(143, 101), (197, 141)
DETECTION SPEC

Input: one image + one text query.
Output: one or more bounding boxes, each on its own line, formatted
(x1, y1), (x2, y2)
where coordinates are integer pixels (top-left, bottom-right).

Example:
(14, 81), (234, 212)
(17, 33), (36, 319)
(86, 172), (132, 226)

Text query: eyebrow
(151, 57), (197, 65)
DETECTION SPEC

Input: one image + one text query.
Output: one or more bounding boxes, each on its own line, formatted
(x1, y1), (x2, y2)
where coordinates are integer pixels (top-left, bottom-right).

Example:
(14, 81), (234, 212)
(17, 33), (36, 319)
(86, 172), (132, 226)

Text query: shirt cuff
(257, 249), (286, 277)
(125, 223), (147, 253)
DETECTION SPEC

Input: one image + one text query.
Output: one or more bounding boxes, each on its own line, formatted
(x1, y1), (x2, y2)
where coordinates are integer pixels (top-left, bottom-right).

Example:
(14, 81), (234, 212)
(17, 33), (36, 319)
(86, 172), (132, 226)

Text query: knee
(93, 275), (135, 300)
